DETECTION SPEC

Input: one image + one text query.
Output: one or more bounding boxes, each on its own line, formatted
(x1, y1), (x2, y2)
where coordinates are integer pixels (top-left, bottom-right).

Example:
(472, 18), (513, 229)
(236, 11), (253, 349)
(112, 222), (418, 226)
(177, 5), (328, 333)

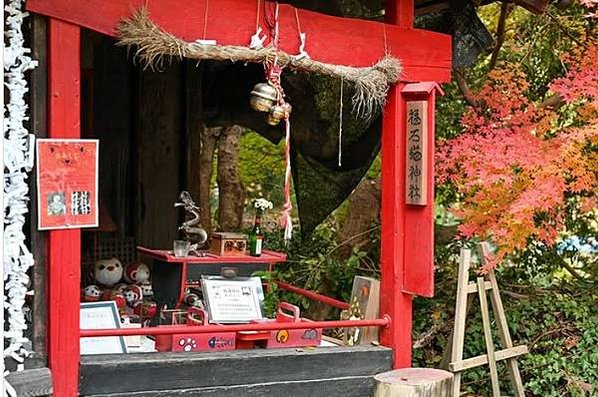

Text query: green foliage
(253, 220), (380, 314)
(238, 130), (286, 209)
(413, 242), (598, 396)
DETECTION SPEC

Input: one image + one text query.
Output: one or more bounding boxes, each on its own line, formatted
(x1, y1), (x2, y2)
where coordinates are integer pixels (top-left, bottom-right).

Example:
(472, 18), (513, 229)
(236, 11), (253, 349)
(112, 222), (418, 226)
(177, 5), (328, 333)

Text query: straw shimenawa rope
(116, 7), (402, 117)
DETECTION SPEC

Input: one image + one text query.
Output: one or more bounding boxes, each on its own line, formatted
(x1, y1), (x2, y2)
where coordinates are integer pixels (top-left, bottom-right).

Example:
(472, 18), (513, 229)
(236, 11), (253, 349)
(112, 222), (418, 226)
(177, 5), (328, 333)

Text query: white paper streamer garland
(4, 0), (38, 394)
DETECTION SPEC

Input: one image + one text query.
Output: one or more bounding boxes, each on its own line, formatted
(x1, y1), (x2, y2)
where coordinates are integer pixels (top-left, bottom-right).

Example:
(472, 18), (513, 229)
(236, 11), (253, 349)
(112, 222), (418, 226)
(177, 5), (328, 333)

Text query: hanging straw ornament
(116, 7), (402, 120)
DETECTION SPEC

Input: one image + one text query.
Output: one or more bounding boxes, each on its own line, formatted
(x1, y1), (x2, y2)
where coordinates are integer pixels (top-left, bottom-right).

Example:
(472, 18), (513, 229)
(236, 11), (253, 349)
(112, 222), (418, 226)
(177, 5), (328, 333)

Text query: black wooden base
(80, 346), (392, 397)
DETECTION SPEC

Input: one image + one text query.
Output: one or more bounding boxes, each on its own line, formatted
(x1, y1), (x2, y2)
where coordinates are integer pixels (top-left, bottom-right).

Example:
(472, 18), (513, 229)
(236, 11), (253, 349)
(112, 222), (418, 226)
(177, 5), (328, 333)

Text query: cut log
(373, 368), (453, 397)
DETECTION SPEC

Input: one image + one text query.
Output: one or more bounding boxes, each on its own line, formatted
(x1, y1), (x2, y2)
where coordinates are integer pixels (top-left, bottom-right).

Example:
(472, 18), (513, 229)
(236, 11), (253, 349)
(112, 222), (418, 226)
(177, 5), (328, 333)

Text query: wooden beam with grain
(466, 280), (492, 293)
(29, 13), (49, 368)
(477, 276), (501, 396)
(26, 0), (452, 83)
(47, 19), (81, 397)
(449, 345), (529, 372)
(450, 249), (471, 395)
(478, 242), (526, 396)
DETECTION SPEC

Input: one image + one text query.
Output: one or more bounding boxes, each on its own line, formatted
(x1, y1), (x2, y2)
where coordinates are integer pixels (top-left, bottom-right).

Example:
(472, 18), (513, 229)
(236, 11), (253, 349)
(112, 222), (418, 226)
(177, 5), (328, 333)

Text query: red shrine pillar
(380, 0), (417, 368)
(47, 19), (81, 396)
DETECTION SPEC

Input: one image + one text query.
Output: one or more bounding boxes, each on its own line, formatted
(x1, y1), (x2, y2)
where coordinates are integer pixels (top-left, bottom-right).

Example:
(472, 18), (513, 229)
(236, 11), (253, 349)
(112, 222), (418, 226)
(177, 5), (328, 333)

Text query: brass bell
(267, 105), (286, 126)
(250, 83), (278, 112)
(281, 103), (292, 116)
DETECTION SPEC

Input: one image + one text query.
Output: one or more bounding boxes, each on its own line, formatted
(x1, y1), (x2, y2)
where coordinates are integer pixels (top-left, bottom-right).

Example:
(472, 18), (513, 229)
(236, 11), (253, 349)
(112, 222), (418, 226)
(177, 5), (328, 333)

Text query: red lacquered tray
(137, 246), (287, 265)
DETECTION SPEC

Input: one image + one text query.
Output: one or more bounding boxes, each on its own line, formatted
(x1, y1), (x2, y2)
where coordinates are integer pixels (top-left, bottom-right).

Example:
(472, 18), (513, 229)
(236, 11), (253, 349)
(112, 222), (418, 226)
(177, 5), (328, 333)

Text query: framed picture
(201, 276), (264, 323)
(80, 301), (127, 355)
(36, 139), (99, 230)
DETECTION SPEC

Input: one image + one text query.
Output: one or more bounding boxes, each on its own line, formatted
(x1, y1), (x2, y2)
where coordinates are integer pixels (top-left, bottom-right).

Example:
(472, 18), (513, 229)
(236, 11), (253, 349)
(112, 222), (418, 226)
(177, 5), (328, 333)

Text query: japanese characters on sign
(406, 101), (428, 205)
(201, 277), (264, 323)
(36, 139), (99, 230)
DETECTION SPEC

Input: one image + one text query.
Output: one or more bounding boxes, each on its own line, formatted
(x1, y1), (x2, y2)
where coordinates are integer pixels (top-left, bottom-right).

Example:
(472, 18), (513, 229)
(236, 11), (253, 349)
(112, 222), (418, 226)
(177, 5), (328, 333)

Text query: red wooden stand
(138, 246), (287, 307)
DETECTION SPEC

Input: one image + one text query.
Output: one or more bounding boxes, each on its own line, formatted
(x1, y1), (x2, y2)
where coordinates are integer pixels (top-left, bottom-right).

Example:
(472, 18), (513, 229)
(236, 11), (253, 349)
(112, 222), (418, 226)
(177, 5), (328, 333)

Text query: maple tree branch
(455, 68), (480, 108)
(559, 259), (593, 283)
(530, 325), (576, 348)
(413, 322), (452, 349)
(539, 92), (565, 109)
(546, 11), (582, 45)
(489, 2), (513, 71)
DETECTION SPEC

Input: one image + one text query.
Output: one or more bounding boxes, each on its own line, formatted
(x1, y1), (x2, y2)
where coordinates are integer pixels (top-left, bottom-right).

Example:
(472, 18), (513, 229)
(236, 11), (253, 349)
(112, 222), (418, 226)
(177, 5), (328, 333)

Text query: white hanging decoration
(4, 0), (38, 394)
(293, 9), (309, 61)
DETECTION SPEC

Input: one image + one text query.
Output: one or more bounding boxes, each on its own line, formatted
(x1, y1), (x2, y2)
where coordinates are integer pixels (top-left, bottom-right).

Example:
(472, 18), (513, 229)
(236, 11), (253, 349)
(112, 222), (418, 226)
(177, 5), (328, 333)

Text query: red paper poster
(36, 139), (99, 230)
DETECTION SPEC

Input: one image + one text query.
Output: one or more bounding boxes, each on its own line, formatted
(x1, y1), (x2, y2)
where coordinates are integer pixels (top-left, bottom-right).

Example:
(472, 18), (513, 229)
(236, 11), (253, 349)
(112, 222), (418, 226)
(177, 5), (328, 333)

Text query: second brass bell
(266, 103), (292, 126)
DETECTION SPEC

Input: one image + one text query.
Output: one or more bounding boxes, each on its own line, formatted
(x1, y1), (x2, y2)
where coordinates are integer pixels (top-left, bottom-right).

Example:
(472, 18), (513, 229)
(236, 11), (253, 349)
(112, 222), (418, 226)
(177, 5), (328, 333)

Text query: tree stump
(373, 368), (453, 397)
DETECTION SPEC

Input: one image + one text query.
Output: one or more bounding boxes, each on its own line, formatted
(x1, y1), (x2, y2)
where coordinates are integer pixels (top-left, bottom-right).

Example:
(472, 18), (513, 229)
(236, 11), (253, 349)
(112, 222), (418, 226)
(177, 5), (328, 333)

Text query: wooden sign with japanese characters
(36, 139), (99, 230)
(406, 101), (428, 206)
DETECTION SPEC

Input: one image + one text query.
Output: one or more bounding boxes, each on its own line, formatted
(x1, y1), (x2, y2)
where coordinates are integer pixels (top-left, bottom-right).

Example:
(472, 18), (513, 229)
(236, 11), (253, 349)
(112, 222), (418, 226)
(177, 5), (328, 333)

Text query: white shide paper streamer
(4, 0), (38, 395)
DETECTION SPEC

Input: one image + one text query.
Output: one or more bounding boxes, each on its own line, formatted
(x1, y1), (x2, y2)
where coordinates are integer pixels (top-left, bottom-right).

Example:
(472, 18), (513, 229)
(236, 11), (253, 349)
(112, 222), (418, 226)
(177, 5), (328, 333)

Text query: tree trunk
(217, 125), (245, 231)
(199, 125), (219, 235)
(337, 178), (381, 259)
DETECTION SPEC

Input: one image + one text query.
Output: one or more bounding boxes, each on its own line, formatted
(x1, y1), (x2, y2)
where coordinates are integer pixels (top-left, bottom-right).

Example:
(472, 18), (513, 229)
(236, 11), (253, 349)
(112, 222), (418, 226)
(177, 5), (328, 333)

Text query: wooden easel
(447, 243), (527, 397)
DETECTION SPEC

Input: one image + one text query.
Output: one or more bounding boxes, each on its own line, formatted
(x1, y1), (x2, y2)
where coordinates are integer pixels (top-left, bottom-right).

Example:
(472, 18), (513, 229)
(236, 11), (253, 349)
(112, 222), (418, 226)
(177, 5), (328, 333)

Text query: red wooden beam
(387, 0), (415, 28)
(47, 19), (81, 397)
(26, 0), (451, 83)
(380, 81), (413, 368)
(379, 0), (414, 369)
(276, 282), (350, 310)
(401, 83), (443, 298)
(81, 317), (390, 337)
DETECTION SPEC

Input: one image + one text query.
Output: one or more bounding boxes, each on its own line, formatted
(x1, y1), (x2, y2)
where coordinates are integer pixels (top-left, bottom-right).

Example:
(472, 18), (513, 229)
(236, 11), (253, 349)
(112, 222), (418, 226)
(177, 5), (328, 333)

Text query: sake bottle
(248, 211), (263, 256)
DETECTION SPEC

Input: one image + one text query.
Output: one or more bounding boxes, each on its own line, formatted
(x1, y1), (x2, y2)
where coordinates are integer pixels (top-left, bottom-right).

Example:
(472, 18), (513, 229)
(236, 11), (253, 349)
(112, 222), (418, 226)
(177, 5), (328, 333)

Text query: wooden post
(374, 368), (453, 397)
(380, 78), (412, 368)
(30, 13), (48, 368)
(450, 249), (471, 395)
(477, 277), (501, 396)
(47, 19), (81, 397)
(478, 243), (526, 396)
(379, 0), (417, 369)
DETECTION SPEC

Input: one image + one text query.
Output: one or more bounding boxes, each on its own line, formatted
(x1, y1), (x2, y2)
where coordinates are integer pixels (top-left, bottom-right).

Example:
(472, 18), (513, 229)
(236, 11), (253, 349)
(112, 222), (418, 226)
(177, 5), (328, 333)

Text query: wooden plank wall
(184, 61), (203, 203)
(135, 64), (184, 249)
(79, 346), (392, 396)
(28, 14), (48, 368)
(91, 35), (134, 236)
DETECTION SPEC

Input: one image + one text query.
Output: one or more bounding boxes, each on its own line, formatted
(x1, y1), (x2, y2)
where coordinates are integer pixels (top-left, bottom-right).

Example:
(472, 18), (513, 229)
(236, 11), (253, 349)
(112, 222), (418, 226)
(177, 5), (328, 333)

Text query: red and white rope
(263, 2), (293, 241)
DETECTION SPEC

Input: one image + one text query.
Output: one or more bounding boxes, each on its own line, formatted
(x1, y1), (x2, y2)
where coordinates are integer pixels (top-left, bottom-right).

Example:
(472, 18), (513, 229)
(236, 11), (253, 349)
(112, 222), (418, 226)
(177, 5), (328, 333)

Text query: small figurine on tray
(174, 191), (208, 256)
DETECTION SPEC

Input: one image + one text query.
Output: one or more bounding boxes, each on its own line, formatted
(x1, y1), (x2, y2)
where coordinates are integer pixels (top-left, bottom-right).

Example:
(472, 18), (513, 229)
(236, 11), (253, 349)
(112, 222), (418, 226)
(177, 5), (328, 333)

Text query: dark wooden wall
(28, 13), (48, 369)
(79, 346), (392, 396)
(87, 35), (204, 249)
(90, 34), (135, 237)
(134, 64), (185, 249)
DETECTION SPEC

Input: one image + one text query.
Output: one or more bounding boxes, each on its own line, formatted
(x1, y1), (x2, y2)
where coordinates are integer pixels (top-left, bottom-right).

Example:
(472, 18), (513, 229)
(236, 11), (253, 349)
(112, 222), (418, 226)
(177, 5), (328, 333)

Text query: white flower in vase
(254, 198), (273, 212)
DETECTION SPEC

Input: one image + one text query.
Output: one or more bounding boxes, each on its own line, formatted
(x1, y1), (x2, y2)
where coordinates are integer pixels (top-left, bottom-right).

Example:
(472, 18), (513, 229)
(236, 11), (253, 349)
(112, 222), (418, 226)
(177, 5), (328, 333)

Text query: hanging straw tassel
(279, 116), (293, 242)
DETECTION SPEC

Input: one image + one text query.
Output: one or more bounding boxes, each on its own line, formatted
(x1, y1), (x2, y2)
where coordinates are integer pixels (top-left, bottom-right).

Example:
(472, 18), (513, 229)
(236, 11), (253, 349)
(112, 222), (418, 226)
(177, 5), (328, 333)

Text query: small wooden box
(210, 232), (247, 257)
